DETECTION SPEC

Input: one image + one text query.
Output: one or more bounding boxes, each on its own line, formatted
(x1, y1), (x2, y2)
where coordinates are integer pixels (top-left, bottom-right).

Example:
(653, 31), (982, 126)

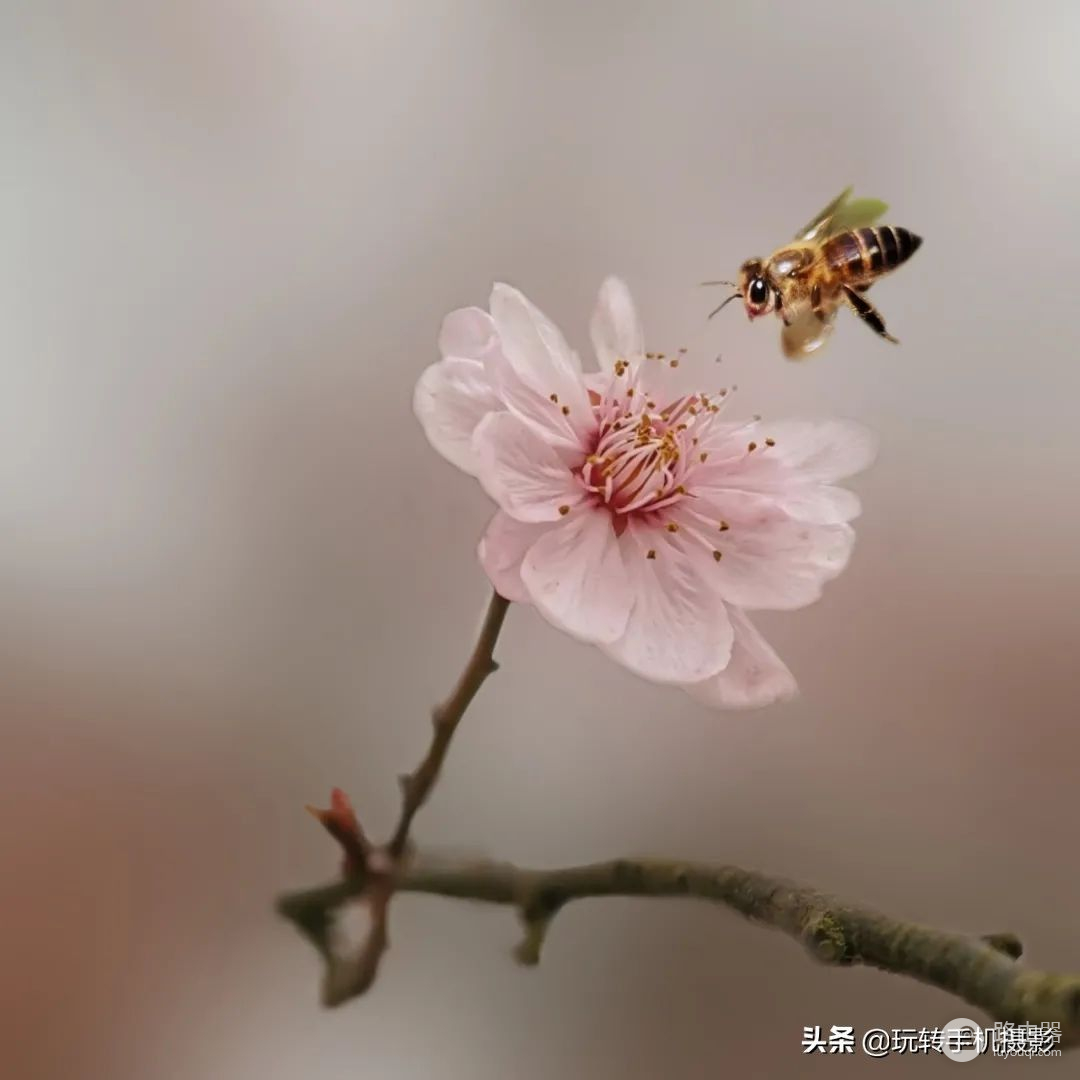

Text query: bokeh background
(4, 1), (1079, 1076)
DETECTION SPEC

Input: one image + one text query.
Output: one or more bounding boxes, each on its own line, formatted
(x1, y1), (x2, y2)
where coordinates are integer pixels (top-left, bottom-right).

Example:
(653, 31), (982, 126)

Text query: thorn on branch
(321, 881), (393, 1007)
(512, 883), (567, 966)
(515, 913), (552, 966)
(802, 910), (856, 965)
(276, 893), (336, 963)
(982, 932), (1024, 960)
(278, 850), (1080, 1046)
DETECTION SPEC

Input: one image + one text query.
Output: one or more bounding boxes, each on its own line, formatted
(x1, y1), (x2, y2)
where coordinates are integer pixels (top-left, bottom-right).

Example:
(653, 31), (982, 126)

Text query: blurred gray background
(3, 1), (1079, 1077)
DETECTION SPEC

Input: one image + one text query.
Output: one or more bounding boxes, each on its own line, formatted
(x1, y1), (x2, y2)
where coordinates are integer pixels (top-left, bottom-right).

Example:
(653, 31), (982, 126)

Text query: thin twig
(292, 591), (510, 1005)
(389, 590), (510, 856)
(277, 851), (1080, 1046)
(280, 587), (1077, 1036)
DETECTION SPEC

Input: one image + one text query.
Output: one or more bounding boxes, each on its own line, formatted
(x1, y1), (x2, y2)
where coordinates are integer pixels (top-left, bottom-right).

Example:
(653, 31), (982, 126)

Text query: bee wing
(795, 187), (889, 242)
(781, 307), (836, 360)
(794, 187), (852, 241)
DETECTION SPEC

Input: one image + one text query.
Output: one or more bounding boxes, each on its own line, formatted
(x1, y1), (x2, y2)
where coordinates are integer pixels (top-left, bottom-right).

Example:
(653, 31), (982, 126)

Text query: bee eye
(748, 278), (769, 305)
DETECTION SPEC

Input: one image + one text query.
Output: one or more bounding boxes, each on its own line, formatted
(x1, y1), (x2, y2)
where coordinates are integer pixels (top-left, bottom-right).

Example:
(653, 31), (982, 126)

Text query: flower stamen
(578, 373), (731, 525)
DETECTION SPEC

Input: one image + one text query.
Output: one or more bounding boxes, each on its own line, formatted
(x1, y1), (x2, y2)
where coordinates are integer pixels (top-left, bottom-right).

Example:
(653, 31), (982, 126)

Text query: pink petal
(679, 486), (780, 526)
(584, 371), (612, 398)
(439, 307), (500, 362)
(694, 459), (863, 525)
(586, 276), (684, 399)
(694, 420), (763, 463)
(684, 607), (798, 710)
(755, 419), (878, 481)
(488, 284), (592, 445)
(472, 411), (586, 522)
(602, 520), (733, 684)
(672, 502), (855, 612)
(520, 509), (631, 645)
(768, 484), (863, 525)
(478, 511), (551, 603)
(484, 351), (588, 453)
(413, 357), (502, 476)
(589, 276), (644, 370)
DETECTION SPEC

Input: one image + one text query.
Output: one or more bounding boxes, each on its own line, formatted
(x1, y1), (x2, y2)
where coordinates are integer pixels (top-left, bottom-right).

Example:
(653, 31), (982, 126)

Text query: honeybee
(706, 187), (922, 358)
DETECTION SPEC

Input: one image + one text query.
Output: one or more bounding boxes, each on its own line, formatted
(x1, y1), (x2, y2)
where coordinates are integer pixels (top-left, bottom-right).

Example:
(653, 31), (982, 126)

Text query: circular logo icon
(942, 1018), (983, 1063)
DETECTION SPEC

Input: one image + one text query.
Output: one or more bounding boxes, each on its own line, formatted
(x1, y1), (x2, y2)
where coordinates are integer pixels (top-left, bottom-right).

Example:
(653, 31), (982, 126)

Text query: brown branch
(293, 590), (511, 1005)
(389, 590), (510, 857)
(277, 851), (1080, 1047)
(278, 587), (1076, 1037)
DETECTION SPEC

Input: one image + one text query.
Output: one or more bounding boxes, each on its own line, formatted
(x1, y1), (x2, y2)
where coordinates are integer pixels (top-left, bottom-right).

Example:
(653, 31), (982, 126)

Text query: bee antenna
(707, 292), (742, 320)
(699, 280), (738, 289)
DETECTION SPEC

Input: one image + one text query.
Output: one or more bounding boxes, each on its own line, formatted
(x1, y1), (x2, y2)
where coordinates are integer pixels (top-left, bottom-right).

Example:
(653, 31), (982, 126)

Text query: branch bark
(277, 851), (1080, 1047)
(390, 590), (509, 856)
(278, 589), (1077, 1043)
(294, 590), (510, 1006)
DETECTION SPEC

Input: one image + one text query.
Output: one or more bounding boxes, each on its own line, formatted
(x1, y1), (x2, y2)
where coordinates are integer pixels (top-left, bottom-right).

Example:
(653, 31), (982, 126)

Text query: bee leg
(842, 285), (899, 344)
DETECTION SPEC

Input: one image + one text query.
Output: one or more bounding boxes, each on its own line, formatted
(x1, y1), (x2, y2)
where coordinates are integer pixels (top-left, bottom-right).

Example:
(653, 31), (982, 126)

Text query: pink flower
(414, 278), (876, 709)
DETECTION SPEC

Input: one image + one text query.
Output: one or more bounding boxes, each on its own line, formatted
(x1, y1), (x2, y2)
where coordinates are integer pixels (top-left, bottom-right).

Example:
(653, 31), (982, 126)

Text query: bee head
(738, 259), (772, 320)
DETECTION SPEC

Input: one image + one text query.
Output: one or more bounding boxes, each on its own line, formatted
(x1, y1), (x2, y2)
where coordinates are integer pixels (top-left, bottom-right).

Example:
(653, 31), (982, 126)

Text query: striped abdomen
(823, 226), (922, 280)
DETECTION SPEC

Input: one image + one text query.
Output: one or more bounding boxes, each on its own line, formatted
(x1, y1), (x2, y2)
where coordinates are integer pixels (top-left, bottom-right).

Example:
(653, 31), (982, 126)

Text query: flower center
(580, 376), (727, 518)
